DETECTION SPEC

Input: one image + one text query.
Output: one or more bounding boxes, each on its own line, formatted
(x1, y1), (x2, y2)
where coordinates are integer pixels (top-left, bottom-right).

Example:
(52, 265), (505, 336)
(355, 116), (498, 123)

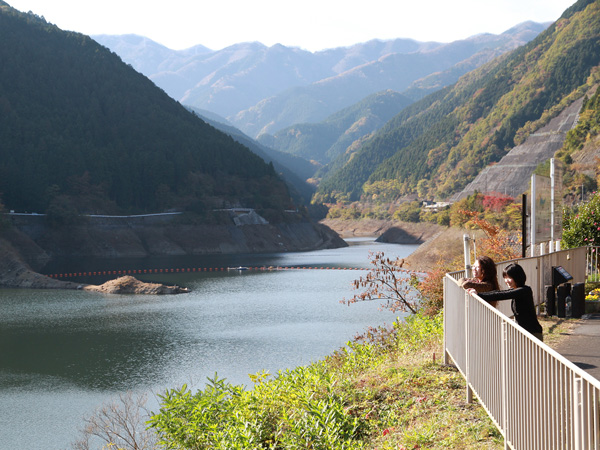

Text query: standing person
(460, 256), (500, 307)
(469, 263), (543, 341)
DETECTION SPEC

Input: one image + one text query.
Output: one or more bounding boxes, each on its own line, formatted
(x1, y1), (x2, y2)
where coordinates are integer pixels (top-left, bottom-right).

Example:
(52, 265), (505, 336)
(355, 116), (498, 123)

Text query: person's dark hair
(502, 263), (527, 287)
(477, 256), (499, 290)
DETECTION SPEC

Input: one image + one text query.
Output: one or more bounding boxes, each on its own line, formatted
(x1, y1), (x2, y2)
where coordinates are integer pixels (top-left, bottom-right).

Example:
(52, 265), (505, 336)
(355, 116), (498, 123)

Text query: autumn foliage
(482, 193), (514, 213)
(460, 210), (521, 262)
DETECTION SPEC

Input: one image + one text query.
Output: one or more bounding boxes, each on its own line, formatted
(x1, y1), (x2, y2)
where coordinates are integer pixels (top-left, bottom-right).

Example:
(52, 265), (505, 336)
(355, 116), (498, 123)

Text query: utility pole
(550, 158), (555, 253)
(522, 194), (527, 258)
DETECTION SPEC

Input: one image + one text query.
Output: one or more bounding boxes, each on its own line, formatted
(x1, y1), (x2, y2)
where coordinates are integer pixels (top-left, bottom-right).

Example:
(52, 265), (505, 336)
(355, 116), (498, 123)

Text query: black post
(556, 284), (569, 318)
(522, 193), (527, 258)
(545, 285), (556, 316)
(571, 282), (585, 318)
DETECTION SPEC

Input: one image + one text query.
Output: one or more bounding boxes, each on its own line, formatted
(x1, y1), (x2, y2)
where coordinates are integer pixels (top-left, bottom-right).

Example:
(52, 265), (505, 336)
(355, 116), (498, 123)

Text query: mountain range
(93, 22), (548, 139)
(4, 0), (597, 224)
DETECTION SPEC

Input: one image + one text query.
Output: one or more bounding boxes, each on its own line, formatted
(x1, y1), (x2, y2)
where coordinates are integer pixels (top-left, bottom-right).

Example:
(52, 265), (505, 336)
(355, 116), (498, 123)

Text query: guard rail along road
(444, 246), (600, 450)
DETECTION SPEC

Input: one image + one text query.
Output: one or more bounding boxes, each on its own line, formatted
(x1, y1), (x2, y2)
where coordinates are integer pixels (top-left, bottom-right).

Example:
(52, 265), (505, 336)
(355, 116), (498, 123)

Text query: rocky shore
(320, 218), (443, 243)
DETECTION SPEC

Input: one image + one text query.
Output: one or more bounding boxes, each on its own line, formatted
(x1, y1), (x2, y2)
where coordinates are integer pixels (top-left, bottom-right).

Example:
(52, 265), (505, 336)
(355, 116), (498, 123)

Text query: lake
(0, 238), (418, 449)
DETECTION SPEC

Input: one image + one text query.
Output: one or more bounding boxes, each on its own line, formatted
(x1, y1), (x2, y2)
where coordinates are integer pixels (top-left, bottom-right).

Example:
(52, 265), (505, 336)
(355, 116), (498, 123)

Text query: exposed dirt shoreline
(1, 218), (466, 290)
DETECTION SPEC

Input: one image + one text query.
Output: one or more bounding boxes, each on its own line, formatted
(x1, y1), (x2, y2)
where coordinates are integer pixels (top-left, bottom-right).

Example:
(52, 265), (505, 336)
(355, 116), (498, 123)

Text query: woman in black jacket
(468, 263), (543, 341)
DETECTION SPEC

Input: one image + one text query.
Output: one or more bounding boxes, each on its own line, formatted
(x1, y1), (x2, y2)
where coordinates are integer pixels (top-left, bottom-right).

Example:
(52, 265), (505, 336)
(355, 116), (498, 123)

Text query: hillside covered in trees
(0, 1), (293, 220)
(315, 0), (600, 203)
(258, 90), (414, 165)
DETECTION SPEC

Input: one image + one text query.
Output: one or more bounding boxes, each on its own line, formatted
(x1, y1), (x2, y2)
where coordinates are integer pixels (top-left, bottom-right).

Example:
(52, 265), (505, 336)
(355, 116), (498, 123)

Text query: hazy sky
(7, 0), (576, 51)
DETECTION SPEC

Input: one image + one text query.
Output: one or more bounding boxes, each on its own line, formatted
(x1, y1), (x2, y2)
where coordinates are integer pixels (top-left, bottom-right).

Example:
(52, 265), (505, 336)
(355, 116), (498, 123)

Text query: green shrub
(562, 191), (600, 248)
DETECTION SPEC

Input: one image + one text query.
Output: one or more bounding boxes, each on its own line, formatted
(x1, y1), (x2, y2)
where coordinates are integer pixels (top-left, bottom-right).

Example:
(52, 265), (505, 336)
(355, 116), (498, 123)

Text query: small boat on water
(227, 266), (249, 271)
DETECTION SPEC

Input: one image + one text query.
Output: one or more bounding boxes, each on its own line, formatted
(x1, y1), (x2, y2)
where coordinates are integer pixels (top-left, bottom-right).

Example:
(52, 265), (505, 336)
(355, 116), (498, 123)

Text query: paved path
(554, 313), (600, 381)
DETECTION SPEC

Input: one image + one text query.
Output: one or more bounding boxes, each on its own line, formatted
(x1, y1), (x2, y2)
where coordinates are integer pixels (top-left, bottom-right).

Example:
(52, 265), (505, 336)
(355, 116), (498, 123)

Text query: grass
(337, 315), (503, 450)
(339, 314), (577, 449)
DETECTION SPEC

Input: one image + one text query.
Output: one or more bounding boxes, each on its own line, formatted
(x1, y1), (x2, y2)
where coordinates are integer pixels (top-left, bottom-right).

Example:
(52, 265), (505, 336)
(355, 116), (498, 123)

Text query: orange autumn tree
(461, 210), (521, 263)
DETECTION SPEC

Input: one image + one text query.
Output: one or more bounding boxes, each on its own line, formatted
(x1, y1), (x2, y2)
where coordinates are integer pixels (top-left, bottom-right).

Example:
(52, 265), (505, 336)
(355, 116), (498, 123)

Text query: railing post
(573, 375), (582, 450)
(465, 291), (473, 404)
(463, 234), (472, 278)
(443, 276), (450, 365)
(501, 321), (509, 449)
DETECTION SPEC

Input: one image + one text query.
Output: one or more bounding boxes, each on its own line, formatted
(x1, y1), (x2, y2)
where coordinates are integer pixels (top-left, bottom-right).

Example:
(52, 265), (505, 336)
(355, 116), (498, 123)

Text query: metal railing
(444, 247), (600, 449)
(587, 246), (600, 282)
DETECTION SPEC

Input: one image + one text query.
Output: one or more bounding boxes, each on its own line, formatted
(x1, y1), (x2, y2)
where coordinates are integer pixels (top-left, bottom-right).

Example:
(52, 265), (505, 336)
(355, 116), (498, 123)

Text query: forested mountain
(257, 90), (413, 165)
(0, 2), (292, 218)
(186, 107), (318, 204)
(92, 37), (436, 123)
(93, 23), (547, 138)
(315, 0), (600, 203)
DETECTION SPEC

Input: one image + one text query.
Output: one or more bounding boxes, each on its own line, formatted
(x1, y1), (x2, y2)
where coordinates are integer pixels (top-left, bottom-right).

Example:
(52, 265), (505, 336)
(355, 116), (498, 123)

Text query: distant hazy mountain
(402, 21), (549, 101)
(234, 23), (548, 137)
(93, 22), (547, 138)
(91, 34), (212, 75)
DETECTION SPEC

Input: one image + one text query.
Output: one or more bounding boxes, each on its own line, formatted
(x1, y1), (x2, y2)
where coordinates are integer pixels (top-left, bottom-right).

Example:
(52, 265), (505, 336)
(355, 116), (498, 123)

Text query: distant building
(423, 201), (452, 210)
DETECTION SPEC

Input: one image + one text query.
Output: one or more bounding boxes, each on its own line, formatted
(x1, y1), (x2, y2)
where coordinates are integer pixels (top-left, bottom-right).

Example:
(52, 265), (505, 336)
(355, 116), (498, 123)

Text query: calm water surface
(0, 238), (418, 449)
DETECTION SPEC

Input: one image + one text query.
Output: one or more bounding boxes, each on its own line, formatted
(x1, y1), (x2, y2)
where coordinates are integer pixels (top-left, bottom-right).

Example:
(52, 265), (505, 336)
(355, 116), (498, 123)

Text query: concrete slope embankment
(454, 96), (584, 200)
(26, 222), (346, 258)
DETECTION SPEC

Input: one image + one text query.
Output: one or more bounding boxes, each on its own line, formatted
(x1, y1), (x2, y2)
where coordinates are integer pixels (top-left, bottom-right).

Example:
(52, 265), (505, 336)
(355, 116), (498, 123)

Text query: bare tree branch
(342, 251), (420, 314)
(71, 391), (158, 450)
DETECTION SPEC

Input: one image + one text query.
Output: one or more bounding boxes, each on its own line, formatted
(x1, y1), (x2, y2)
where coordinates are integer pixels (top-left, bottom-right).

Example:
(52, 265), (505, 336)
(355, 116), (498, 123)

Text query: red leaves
(483, 193), (514, 213)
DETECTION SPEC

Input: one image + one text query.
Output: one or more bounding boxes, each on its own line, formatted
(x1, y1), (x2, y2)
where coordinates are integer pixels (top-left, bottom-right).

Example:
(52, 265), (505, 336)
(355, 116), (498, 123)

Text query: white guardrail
(444, 247), (600, 450)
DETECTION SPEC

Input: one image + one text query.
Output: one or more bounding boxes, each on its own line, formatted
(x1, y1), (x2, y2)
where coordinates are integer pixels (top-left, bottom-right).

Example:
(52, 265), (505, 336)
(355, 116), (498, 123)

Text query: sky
(7, 0), (577, 52)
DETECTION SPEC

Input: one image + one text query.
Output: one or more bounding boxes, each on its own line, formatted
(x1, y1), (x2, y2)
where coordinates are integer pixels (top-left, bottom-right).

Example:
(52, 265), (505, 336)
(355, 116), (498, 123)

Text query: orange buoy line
(47, 265), (380, 278)
(46, 265), (425, 279)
